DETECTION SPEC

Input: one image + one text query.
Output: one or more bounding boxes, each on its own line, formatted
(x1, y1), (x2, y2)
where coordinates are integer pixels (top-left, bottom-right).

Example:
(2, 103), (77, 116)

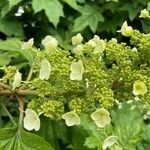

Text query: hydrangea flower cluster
(2, 23), (150, 130)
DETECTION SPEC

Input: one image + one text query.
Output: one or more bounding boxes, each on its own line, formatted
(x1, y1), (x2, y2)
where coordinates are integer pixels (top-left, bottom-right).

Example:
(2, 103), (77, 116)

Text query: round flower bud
(42, 35), (58, 51)
(91, 108), (111, 128)
(133, 81), (147, 96)
(62, 111), (80, 126)
(21, 38), (34, 50)
(139, 9), (150, 18)
(72, 33), (83, 45)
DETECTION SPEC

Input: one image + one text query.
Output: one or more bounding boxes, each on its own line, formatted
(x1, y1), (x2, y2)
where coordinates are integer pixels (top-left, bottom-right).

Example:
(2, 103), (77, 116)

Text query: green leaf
(0, 54), (11, 66)
(0, 39), (36, 66)
(63, 0), (81, 11)
(32, 0), (64, 27)
(84, 135), (101, 149)
(111, 102), (144, 150)
(8, 0), (22, 8)
(0, 127), (53, 150)
(138, 126), (150, 150)
(0, 16), (24, 37)
(73, 5), (104, 33)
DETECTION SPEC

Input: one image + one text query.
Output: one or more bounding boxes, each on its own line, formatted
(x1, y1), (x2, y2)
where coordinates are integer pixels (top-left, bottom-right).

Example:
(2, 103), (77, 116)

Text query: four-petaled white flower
(21, 38), (34, 50)
(117, 21), (133, 37)
(62, 111), (80, 126)
(12, 70), (22, 91)
(72, 33), (83, 45)
(91, 108), (111, 128)
(39, 59), (51, 80)
(42, 35), (58, 51)
(70, 60), (84, 81)
(23, 108), (40, 131)
(139, 9), (150, 18)
(133, 80), (147, 96)
(73, 45), (83, 55)
(102, 135), (118, 150)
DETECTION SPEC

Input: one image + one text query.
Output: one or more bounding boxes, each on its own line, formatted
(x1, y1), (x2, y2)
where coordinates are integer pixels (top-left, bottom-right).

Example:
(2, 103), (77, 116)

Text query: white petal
(39, 59), (51, 80)
(102, 135), (118, 150)
(12, 70), (22, 91)
(21, 38), (34, 50)
(23, 109), (40, 131)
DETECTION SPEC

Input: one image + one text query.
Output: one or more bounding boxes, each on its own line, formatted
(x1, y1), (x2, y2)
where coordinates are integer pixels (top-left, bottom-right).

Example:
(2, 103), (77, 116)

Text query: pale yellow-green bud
(72, 33), (83, 45)
(133, 81), (147, 96)
(41, 35), (58, 50)
(117, 21), (133, 37)
(139, 9), (150, 18)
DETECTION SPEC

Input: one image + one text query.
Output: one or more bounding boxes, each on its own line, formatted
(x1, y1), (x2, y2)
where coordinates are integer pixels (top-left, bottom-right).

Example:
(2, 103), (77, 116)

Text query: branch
(0, 82), (11, 90)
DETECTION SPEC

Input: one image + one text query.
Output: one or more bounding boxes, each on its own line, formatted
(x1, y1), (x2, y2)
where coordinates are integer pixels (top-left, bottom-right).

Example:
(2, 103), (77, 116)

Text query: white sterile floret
(12, 70), (22, 91)
(73, 44), (83, 55)
(39, 59), (51, 80)
(91, 108), (111, 128)
(117, 21), (133, 37)
(42, 35), (58, 50)
(87, 39), (97, 48)
(93, 40), (106, 54)
(72, 33), (83, 45)
(139, 9), (150, 18)
(70, 60), (84, 81)
(132, 81), (147, 96)
(62, 111), (80, 126)
(23, 108), (40, 131)
(21, 38), (34, 50)
(102, 135), (118, 150)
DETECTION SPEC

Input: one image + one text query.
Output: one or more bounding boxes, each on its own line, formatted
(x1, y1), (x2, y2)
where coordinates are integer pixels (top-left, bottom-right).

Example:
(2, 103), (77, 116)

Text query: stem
(1, 103), (16, 126)
(17, 90), (37, 95)
(0, 90), (12, 95)
(16, 95), (24, 128)
(0, 82), (11, 90)
(26, 66), (34, 81)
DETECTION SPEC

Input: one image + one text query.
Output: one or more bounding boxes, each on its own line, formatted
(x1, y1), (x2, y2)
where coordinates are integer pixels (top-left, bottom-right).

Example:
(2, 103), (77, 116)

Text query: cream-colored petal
(91, 108), (111, 128)
(72, 33), (83, 45)
(23, 109), (40, 131)
(102, 135), (118, 150)
(70, 60), (84, 81)
(21, 38), (34, 50)
(62, 111), (80, 126)
(39, 59), (51, 80)
(12, 70), (22, 91)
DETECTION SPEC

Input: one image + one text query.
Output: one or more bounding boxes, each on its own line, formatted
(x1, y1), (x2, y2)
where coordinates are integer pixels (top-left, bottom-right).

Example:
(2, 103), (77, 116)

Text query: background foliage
(0, 0), (150, 46)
